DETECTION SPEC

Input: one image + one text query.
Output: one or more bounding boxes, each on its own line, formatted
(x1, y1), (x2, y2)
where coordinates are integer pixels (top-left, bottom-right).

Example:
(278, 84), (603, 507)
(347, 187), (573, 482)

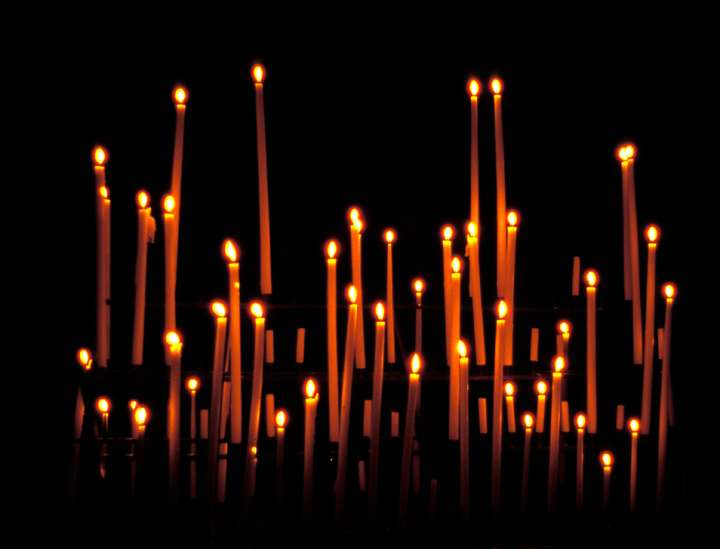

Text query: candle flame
(601, 452), (613, 467)
(130, 400), (138, 410)
(305, 379), (317, 398)
(327, 240), (337, 259)
(467, 222), (477, 238)
(349, 207), (363, 230)
(187, 377), (199, 392)
(507, 211), (518, 227)
(646, 225), (659, 243)
(663, 283), (675, 299)
(523, 413), (534, 428)
(497, 300), (508, 319)
(618, 145), (636, 162)
(458, 340), (467, 359)
(174, 87), (187, 105)
(137, 191), (149, 209)
(385, 230), (395, 243)
(223, 240), (237, 262)
(629, 418), (640, 432)
(559, 321), (570, 335)
(211, 301), (227, 318)
(252, 446), (257, 455)
(586, 270), (597, 287)
(443, 226), (454, 241)
(554, 356), (565, 373)
(163, 195), (175, 213)
(93, 147), (107, 166)
(250, 302), (264, 318)
(469, 79), (480, 97)
(491, 78), (502, 95)
(504, 382), (515, 396)
(77, 348), (92, 369)
(536, 380), (547, 395)
(275, 410), (286, 428)
(135, 407), (147, 425)
(100, 186), (109, 199)
(97, 398), (110, 413)
(375, 302), (385, 321)
(165, 332), (182, 354)
(414, 279), (424, 293)
(355, 219), (363, 232)
(347, 285), (357, 303)
(576, 414), (586, 429)
(253, 65), (265, 83)
(452, 257), (461, 273)
(410, 353), (422, 374)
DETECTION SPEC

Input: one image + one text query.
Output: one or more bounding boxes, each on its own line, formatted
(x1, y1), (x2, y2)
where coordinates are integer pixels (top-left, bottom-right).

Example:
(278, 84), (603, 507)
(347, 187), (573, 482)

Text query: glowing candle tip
(211, 301), (227, 318)
(135, 407), (147, 425)
(305, 379), (317, 398)
(97, 398), (110, 413)
(137, 191), (149, 209)
(554, 356), (565, 372)
(163, 195), (175, 213)
(250, 302), (264, 318)
(523, 413), (534, 428)
(442, 226), (454, 241)
(491, 78), (502, 95)
(410, 353), (422, 374)
(326, 240), (338, 259)
(663, 284), (676, 299)
(187, 377), (199, 392)
(173, 87), (187, 104)
(77, 348), (92, 369)
(646, 225), (659, 243)
(253, 65), (265, 83)
(275, 410), (286, 428)
(467, 222), (477, 237)
(497, 300), (508, 319)
(629, 418), (640, 432)
(93, 147), (107, 166)
(375, 302), (385, 321)
(507, 211), (518, 226)
(468, 79), (480, 96)
(347, 285), (357, 303)
(385, 230), (395, 243)
(458, 340), (467, 359)
(576, 414), (586, 429)
(536, 380), (547, 395)
(586, 270), (597, 287)
(601, 452), (613, 467)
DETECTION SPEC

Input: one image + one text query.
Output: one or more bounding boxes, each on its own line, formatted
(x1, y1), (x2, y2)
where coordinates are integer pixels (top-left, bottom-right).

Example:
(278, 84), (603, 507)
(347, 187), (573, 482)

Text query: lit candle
(491, 78), (507, 299)
(335, 285), (358, 526)
(398, 353), (422, 527)
(133, 406), (148, 502)
(585, 270), (598, 433)
(504, 382), (516, 433)
(414, 279), (424, 352)
(349, 208), (366, 369)
(369, 302), (386, 525)
(132, 191), (154, 367)
(223, 239), (242, 444)
(601, 452), (614, 513)
(242, 302), (266, 521)
(620, 145), (643, 364)
(628, 418), (640, 512)
(207, 301), (227, 511)
(469, 79), (481, 232)
(253, 65), (272, 294)
(326, 240), (340, 442)
(657, 283), (676, 511)
(458, 341), (470, 520)
(535, 380), (547, 433)
(170, 87), (187, 268)
(275, 410), (286, 520)
(467, 223), (486, 365)
(576, 414), (586, 513)
(303, 379), (319, 524)
(386, 230), (396, 363)
(641, 226), (660, 434)
(442, 226), (454, 365)
(165, 331), (182, 516)
(93, 147), (109, 367)
(504, 211), (518, 365)
(163, 196), (177, 364)
(492, 300), (508, 520)
(521, 413), (534, 515)
(449, 257), (463, 440)
(618, 146), (632, 300)
(187, 377), (199, 500)
(71, 349), (91, 504)
(548, 356), (565, 517)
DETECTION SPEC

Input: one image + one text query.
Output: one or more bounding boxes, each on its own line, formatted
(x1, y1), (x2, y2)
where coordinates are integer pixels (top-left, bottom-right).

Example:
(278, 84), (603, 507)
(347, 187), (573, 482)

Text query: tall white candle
(504, 212), (518, 365)
(491, 78), (507, 300)
(165, 331), (183, 518)
(491, 300), (507, 520)
(385, 231), (396, 363)
(303, 379), (319, 524)
(657, 283), (676, 511)
(521, 413), (534, 515)
(459, 341), (470, 519)
(585, 270), (598, 433)
(349, 209), (366, 369)
(467, 223), (486, 365)
(170, 87), (187, 279)
(132, 191), (152, 366)
(576, 414), (586, 513)
(398, 353), (422, 527)
(601, 452), (614, 513)
(641, 226), (660, 434)
(369, 303), (386, 525)
(535, 380), (547, 433)
(253, 66), (272, 294)
(326, 241), (339, 441)
(163, 196), (177, 365)
(207, 302), (227, 510)
(187, 377), (199, 499)
(629, 418), (640, 511)
(449, 257), (463, 440)
(223, 240), (242, 444)
(548, 356), (565, 517)
(442, 226), (454, 365)
(93, 147), (109, 367)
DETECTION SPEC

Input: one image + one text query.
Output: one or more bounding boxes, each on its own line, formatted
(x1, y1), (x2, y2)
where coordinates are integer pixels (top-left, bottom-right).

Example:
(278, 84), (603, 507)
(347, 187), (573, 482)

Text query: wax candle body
(303, 394), (318, 523)
(506, 396), (516, 433)
(491, 318), (506, 519)
(190, 389), (197, 499)
(536, 394), (546, 433)
(470, 94), (480, 232)
(326, 258), (339, 441)
(657, 293), (674, 511)
(493, 93), (507, 299)
(243, 317), (266, 512)
(167, 339), (182, 518)
(627, 159), (643, 364)
(521, 427), (532, 514)
(398, 372), (420, 527)
(449, 272), (461, 439)
(621, 162), (631, 300)
(442, 238), (453, 365)
(504, 224), (517, 365)
(275, 425), (285, 519)
(576, 428), (584, 513)
(228, 261), (242, 443)
(208, 315), (227, 510)
(368, 319), (386, 524)
(132, 205), (150, 366)
(630, 431), (638, 511)
(170, 99), (185, 282)
(255, 80), (272, 294)
(587, 286), (598, 433)
(350, 224), (366, 369)
(468, 234), (486, 365)
(548, 371), (563, 516)
(603, 466), (612, 512)
(478, 398), (488, 434)
(641, 242), (657, 434)
(415, 291), (422, 353)
(164, 212), (177, 364)
(387, 241), (396, 363)
(94, 164), (109, 367)
(459, 355), (470, 519)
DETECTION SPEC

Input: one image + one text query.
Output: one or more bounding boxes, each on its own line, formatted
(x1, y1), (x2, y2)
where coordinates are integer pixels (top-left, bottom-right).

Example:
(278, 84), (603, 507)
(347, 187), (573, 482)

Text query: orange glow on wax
(305, 379), (317, 398)
(174, 87), (187, 105)
(347, 285), (357, 303)
(443, 226), (454, 241)
(187, 378), (199, 392)
(327, 240), (338, 258)
(629, 418), (640, 432)
(135, 407), (147, 425)
(77, 348), (92, 369)
(497, 300), (508, 319)
(468, 79), (480, 97)
(93, 147), (107, 166)
(523, 414), (534, 429)
(100, 186), (108, 199)
(664, 284), (676, 299)
(504, 382), (515, 396)
(467, 222), (477, 238)
(163, 195), (175, 213)
(411, 353), (422, 374)
(507, 211), (518, 227)
(586, 270), (597, 287)
(137, 191), (149, 208)
(253, 65), (265, 83)
(491, 78), (502, 95)
(375, 302), (385, 321)
(223, 240), (237, 262)
(385, 230), (395, 243)
(536, 381), (547, 395)
(576, 414), (586, 429)
(211, 301), (227, 318)
(646, 225), (659, 243)
(250, 302), (264, 318)
(275, 410), (286, 428)
(554, 356), (566, 373)
(458, 340), (468, 359)
(601, 452), (613, 467)
(97, 398), (110, 413)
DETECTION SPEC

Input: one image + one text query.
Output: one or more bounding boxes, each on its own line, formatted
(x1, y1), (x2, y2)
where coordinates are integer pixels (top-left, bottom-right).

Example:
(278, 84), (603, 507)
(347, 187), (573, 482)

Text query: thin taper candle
(450, 258), (462, 439)
(467, 223), (486, 365)
(187, 377), (199, 499)
(165, 332), (183, 519)
(521, 413), (534, 515)
(163, 196), (177, 365)
(469, 80), (481, 233)
(641, 226), (659, 434)
(536, 381), (547, 433)
(223, 240), (242, 444)
(442, 226), (454, 365)
(253, 65), (272, 294)
(207, 302), (227, 513)
(93, 147), (109, 367)
(459, 341), (470, 520)
(369, 303), (386, 525)
(586, 271), (598, 433)
(657, 284), (675, 511)
(601, 452), (613, 513)
(414, 279), (424, 352)
(386, 231), (396, 363)
(349, 209), (366, 369)
(504, 211), (518, 364)
(303, 380), (318, 523)
(548, 357), (565, 517)
(275, 411), (286, 519)
(629, 418), (640, 511)
(492, 301), (507, 520)
(398, 354), (422, 527)
(491, 79), (507, 299)
(170, 88), (186, 280)
(576, 414), (586, 513)
(326, 241), (339, 441)
(132, 191), (152, 366)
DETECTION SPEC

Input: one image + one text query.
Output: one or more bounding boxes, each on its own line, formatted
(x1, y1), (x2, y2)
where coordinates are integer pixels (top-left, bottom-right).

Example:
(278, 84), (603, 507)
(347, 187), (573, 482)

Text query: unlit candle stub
(363, 400), (372, 437)
(266, 330), (274, 363)
(199, 410), (208, 439)
(296, 328), (305, 363)
(561, 401), (570, 432)
(266, 394), (275, 437)
(572, 257), (580, 296)
(616, 405), (625, 429)
(530, 328), (539, 362)
(391, 411), (399, 437)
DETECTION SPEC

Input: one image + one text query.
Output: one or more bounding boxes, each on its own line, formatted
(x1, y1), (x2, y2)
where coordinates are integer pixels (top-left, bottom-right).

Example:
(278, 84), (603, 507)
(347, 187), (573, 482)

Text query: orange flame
(137, 191), (149, 209)
(629, 418), (640, 432)
(211, 301), (227, 318)
(77, 348), (92, 369)
(507, 211), (518, 227)
(576, 414), (586, 429)
(174, 87), (187, 104)
(491, 78), (502, 95)
(100, 186), (109, 199)
(163, 195), (175, 213)
(559, 321), (570, 335)
(414, 279), (424, 293)
(97, 398), (110, 413)
(554, 356), (565, 373)
(452, 257), (461, 273)
(251, 446), (257, 455)
(601, 452), (613, 467)
(165, 332), (182, 354)
(305, 379), (317, 398)
(327, 240), (337, 259)
(253, 65), (265, 83)
(536, 380), (547, 395)
(385, 230), (395, 244)
(504, 382), (515, 396)
(646, 225), (659, 243)
(347, 285), (357, 303)
(443, 226), (453, 241)
(664, 284), (675, 299)
(187, 378), (199, 392)
(410, 353), (422, 374)
(625, 145), (635, 159)
(135, 407), (147, 425)
(375, 302), (385, 321)
(497, 300), (508, 319)
(467, 222), (477, 238)
(93, 147), (107, 166)
(523, 413), (534, 428)
(275, 410), (286, 428)
(250, 302), (264, 318)
(130, 400), (138, 410)
(458, 340), (467, 359)
(586, 270), (597, 287)
(469, 79), (480, 97)
(223, 240), (237, 262)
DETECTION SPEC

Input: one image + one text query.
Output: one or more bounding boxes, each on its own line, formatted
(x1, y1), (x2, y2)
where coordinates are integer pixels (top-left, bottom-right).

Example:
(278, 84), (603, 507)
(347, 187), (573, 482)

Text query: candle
(223, 239), (242, 444)
(458, 341), (470, 519)
(252, 65), (272, 294)
(449, 257), (463, 440)
(558, 321), (570, 362)
(133, 406), (148, 502)
(628, 418), (640, 512)
(414, 279), (424, 352)
(242, 302), (266, 522)
(576, 414), (586, 513)
(491, 78), (507, 300)
(657, 283), (676, 511)
(335, 285), (358, 526)
(504, 382), (516, 433)
(250, 446), (258, 497)
(469, 79), (481, 232)
(521, 413), (534, 515)
(265, 394), (275, 437)
(275, 410), (286, 520)
(71, 349), (91, 504)
(467, 223), (486, 365)
(535, 380), (547, 433)
(369, 302), (386, 525)
(363, 401), (372, 437)
(616, 405), (625, 430)
(296, 328), (306, 363)
(601, 452), (613, 513)
(619, 147), (632, 300)
(385, 230), (396, 363)
(349, 209), (366, 369)
(165, 331), (183, 517)
(163, 196), (177, 364)
(266, 330), (274, 363)
(303, 379), (319, 524)
(504, 212), (518, 365)
(398, 353), (422, 527)
(442, 226), (454, 365)
(530, 328), (539, 362)
(326, 241), (340, 442)
(641, 226), (660, 434)
(585, 270), (598, 433)
(170, 88), (186, 273)
(132, 191), (152, 366)
(478, 398), (488, 434)
(548, 356), (565, 517)
(492, 300), (507, 520)
(207, 301), (227, 511)
(187, 377), (199, 500)
(620, 146), (643, 363)
(93, 147), (109, 367)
